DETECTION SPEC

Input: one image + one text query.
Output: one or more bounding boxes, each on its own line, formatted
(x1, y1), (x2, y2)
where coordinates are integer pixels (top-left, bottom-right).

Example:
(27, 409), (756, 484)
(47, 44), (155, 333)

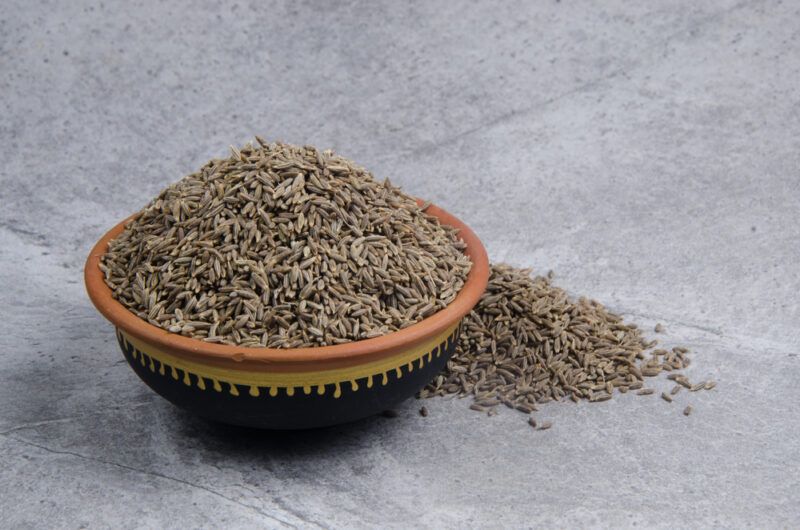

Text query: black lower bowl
(117, 321), (461, 429)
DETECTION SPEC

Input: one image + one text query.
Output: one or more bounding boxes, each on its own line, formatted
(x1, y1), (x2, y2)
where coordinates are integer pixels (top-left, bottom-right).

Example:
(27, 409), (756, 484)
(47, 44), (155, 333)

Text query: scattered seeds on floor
(422, 264), (703, 427)
(655, 323), (665, 333)
(528, 417), (537, 429)
(670, 385), (682, 395)
(538, 421), (552, 431)
(661, 392), (673, 403)
(683, 405), (693, 416)
(419, 406), (428, 417)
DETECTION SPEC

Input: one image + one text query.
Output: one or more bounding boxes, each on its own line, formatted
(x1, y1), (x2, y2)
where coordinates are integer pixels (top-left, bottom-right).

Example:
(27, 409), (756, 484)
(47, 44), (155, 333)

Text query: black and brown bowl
(84, 203), (489, 429)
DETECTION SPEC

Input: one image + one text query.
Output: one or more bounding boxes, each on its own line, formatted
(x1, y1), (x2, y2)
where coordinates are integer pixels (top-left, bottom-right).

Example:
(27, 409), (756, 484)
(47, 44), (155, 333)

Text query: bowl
(85, 202), (489, 429)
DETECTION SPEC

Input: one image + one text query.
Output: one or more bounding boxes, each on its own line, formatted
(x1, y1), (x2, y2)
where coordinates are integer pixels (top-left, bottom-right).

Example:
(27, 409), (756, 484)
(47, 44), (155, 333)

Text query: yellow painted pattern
(117, 320), (460, 399)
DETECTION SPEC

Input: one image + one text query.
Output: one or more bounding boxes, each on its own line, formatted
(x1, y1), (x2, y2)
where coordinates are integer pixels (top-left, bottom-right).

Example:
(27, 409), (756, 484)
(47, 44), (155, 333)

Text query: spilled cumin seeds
(421, 263), (714, 426)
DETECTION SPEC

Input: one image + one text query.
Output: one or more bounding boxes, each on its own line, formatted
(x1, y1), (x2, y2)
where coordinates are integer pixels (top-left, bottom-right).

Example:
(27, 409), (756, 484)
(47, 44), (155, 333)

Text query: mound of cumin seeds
(100, 139), (471, 347)
(422, 264), (710, 417)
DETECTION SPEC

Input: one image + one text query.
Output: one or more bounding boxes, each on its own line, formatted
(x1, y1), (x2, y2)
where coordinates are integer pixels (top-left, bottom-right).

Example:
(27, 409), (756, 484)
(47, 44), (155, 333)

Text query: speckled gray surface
(1, 0), (799, 528)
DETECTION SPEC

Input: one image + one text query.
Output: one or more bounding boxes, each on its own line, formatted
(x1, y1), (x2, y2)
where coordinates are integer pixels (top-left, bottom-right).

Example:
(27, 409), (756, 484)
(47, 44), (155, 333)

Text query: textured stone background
(1, 0), (798, 527)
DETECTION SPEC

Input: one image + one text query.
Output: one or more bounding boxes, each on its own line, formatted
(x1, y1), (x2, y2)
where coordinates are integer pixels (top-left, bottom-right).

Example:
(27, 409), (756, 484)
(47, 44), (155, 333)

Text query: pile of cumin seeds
(421, 264), (714, 418)
(100, 139), (471, 348)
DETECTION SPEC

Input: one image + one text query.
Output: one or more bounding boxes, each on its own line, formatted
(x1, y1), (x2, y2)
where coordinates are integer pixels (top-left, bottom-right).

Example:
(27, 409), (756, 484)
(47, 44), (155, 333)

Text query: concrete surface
(1, 0), (798, 528)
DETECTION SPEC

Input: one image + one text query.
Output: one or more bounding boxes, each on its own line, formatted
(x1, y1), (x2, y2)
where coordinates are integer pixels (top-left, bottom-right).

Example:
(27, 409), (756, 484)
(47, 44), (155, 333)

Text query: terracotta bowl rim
(84, 202), (489, 367)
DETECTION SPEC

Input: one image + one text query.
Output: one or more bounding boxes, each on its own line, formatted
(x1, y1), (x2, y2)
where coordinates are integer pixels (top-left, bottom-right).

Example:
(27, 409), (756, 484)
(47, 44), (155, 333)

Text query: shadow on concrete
(167, 403), (407, 459)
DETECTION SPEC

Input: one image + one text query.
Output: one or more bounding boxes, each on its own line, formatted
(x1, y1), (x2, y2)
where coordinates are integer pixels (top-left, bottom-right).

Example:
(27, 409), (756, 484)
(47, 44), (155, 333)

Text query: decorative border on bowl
(118, 320), (461, 399)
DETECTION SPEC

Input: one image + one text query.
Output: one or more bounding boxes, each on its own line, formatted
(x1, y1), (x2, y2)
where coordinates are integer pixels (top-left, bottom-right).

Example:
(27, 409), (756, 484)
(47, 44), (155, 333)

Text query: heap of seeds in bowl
(100, 139), (472, 347)
(422, 264), (714, 418)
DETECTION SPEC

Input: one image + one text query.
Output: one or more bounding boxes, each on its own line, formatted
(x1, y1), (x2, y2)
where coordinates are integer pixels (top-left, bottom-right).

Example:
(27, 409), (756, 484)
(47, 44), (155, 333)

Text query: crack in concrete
(0, 417), (78, 436)
(0, 399), (159, 437)
(0, 220), (49, 245)
(373, 68), (623, 165)
(265, 489), (328, 530)
(1, 433), (302, 529)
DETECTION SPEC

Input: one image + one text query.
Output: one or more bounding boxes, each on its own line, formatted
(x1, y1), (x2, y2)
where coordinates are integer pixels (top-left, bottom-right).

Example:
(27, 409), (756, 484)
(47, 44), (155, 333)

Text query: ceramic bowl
(85, 203), (489, 429)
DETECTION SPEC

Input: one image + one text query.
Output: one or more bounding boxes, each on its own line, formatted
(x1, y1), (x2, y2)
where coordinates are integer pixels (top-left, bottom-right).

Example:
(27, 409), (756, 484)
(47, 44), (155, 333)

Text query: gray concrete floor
(1, 0), (798, 528)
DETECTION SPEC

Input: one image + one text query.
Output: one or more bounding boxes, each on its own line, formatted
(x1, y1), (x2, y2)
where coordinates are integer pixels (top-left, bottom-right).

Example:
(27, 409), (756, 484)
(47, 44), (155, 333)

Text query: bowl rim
(84, 201), (489, 368)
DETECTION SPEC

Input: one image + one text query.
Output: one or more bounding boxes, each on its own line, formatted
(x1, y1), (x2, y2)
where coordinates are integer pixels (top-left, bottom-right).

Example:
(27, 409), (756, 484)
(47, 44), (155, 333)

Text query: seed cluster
(422, 264), (714, 417)
(100, 139), (471, 348)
